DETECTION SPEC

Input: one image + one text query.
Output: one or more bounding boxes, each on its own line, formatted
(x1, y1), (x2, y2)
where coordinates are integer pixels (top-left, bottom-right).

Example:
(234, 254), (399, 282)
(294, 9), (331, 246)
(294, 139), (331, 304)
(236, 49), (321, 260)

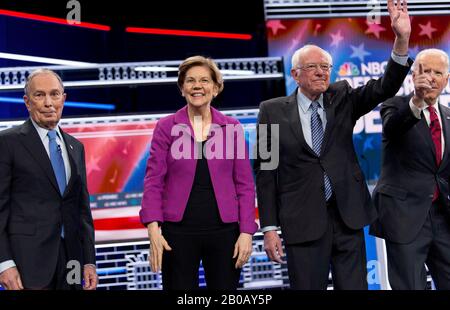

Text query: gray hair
(412, 48), (449, 73)
(24, 68), (64, 96)
(291, 44), (333, 69)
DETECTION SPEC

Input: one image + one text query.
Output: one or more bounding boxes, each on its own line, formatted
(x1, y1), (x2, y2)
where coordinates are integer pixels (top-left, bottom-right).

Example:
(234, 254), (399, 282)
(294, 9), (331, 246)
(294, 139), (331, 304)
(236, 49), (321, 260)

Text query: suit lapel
(416, 113), (438, 168)
(282, 91), (316, 156)
(438, 104), (450, 170)
(322, 91), (335, 154)
(61, 129), (78, 197)
(19, 119), (60, 194)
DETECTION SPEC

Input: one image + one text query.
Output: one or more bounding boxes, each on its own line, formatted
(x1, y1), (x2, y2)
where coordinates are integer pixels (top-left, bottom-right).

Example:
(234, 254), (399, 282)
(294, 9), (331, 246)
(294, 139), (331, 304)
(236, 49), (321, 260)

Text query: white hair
(412, 48), (449, 73)
(24, 68), (64, 96)
(291, 44), (333, 69)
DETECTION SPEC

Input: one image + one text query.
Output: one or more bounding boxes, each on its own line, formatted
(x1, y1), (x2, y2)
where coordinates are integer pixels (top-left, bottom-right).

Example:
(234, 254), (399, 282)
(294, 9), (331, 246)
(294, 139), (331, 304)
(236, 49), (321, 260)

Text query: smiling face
(413, 52), (449, 105)
(23, 73), (66, 129)
(291, 46), (332, 101)
(181, 65), (219, 109)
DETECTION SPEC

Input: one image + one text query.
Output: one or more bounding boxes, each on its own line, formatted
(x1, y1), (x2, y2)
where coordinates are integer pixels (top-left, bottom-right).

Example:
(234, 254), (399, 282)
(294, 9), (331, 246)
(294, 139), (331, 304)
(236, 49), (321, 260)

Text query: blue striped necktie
(310, 101), (333, 201)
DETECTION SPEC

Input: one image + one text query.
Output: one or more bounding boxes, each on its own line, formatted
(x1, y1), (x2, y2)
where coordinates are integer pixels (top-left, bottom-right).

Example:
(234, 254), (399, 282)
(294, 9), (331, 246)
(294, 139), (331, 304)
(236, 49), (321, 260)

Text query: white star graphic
(330, 30), (344, 47)
(350, 43), (371, 62)
(418, 21), (437, 39)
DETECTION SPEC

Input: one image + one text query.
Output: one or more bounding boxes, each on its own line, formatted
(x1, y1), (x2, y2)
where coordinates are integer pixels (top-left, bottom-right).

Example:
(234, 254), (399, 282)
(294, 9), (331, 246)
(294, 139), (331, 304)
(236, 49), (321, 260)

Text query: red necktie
(428, 106), (442, 201)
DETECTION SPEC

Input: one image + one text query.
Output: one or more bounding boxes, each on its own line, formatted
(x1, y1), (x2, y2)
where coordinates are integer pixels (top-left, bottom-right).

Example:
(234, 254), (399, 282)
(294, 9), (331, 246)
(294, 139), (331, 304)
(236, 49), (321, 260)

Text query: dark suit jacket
(370, 94), (450, 244)
(0, 119), (95, 289)
(254, 58), (412, 245)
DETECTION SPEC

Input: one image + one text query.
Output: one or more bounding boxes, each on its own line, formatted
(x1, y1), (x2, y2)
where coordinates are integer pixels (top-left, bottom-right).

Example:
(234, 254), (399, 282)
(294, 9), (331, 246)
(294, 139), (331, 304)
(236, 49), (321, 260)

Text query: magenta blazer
(139, 106), (258, 234)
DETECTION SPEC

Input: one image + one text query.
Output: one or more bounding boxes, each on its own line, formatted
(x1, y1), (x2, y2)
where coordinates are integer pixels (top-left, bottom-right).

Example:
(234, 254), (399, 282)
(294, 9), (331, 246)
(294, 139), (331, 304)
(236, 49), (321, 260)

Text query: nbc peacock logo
(338, 62), (360, 76)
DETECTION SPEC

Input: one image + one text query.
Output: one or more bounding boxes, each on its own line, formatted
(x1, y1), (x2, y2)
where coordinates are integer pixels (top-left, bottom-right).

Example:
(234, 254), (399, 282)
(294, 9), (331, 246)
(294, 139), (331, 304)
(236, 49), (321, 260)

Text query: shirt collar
(297, 89), (324, 113)
(30, 118), (62, 141)
(426, 99), (441, 113)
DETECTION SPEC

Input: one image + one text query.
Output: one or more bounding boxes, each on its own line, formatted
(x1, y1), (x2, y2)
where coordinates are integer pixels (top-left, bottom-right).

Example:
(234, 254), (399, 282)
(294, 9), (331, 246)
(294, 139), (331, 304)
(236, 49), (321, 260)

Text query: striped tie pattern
(310, 101), (333, 201)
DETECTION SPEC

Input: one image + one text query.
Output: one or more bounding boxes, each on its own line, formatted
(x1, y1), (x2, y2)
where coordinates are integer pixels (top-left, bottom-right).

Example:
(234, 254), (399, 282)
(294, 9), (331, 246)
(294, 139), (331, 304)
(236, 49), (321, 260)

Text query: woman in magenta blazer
(139, 56), (258, 289)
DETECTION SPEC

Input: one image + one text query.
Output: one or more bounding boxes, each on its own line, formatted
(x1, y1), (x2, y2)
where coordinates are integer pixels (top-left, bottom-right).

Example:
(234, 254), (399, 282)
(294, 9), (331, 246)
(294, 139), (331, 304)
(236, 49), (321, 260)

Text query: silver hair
(412, 48), (449, 73)
(291, 44), (333, 69)
(24, 68), (64, 96)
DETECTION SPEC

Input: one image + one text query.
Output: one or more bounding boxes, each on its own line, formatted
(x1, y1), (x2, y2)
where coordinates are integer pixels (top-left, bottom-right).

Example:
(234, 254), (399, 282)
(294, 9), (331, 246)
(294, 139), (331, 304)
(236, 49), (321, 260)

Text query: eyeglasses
(31, 90), (64, 101)
(297, 63), (333, 72)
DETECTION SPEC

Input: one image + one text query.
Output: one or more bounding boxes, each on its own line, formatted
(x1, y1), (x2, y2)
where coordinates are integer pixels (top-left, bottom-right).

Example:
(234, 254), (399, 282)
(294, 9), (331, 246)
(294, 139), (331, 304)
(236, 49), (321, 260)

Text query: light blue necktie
(310, 101), (333, 201)
(48, 130), (67, 195)
(48, 130), (66, 238)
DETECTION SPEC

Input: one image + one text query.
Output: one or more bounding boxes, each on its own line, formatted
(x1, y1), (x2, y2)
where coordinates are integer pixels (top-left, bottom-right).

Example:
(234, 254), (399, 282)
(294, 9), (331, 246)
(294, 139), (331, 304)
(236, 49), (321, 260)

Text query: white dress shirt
(409, 99), (445, 158)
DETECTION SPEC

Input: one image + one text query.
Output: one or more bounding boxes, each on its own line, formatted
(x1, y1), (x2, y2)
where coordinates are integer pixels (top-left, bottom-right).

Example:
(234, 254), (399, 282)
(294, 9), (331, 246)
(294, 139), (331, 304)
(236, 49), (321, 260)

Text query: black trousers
(161, 226), (241, 290)
(386, 202), (450, 290)
(42, 238), (75, 290)
(285, 199), (368, 290)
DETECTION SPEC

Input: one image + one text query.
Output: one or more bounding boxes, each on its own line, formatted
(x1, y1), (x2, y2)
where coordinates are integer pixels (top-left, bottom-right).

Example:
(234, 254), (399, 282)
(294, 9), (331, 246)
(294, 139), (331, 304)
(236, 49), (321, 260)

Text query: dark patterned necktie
(311, 101), (332, 201)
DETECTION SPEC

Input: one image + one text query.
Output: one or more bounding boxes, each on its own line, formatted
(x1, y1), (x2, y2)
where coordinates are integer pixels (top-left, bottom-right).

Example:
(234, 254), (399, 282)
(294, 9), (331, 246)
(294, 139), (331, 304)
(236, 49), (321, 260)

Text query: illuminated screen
(267, 16), (450, 179)
(267, 14), (450, 187)
(265, 15), (450, 290)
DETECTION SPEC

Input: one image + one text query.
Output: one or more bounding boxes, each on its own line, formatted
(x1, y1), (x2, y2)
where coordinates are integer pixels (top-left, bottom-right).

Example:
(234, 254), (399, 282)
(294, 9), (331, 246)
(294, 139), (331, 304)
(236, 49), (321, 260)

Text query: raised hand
(412, 63), (432, 107)
(388, 0), (411, 39)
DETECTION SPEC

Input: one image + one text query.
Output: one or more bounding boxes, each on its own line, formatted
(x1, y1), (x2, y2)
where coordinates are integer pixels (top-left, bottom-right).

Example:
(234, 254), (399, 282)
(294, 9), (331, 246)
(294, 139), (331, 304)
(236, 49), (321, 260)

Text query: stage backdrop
(0, 110), (258, 243)
(267, 15), (450, 289)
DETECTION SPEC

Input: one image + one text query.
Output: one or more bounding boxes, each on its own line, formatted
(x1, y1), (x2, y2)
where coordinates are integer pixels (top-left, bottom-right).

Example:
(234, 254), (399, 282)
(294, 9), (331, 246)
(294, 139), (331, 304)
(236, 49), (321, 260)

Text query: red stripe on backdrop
(126, 27), (252, 40)
(94, 216), (143, 230)
(0, 9), (111, 31)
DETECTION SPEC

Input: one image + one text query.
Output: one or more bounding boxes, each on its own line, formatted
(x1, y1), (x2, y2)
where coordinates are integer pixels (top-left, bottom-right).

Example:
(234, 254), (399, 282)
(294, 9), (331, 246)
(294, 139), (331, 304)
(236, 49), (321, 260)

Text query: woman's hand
(233, 233), (253, 269)
(147, 222), (172, 272)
